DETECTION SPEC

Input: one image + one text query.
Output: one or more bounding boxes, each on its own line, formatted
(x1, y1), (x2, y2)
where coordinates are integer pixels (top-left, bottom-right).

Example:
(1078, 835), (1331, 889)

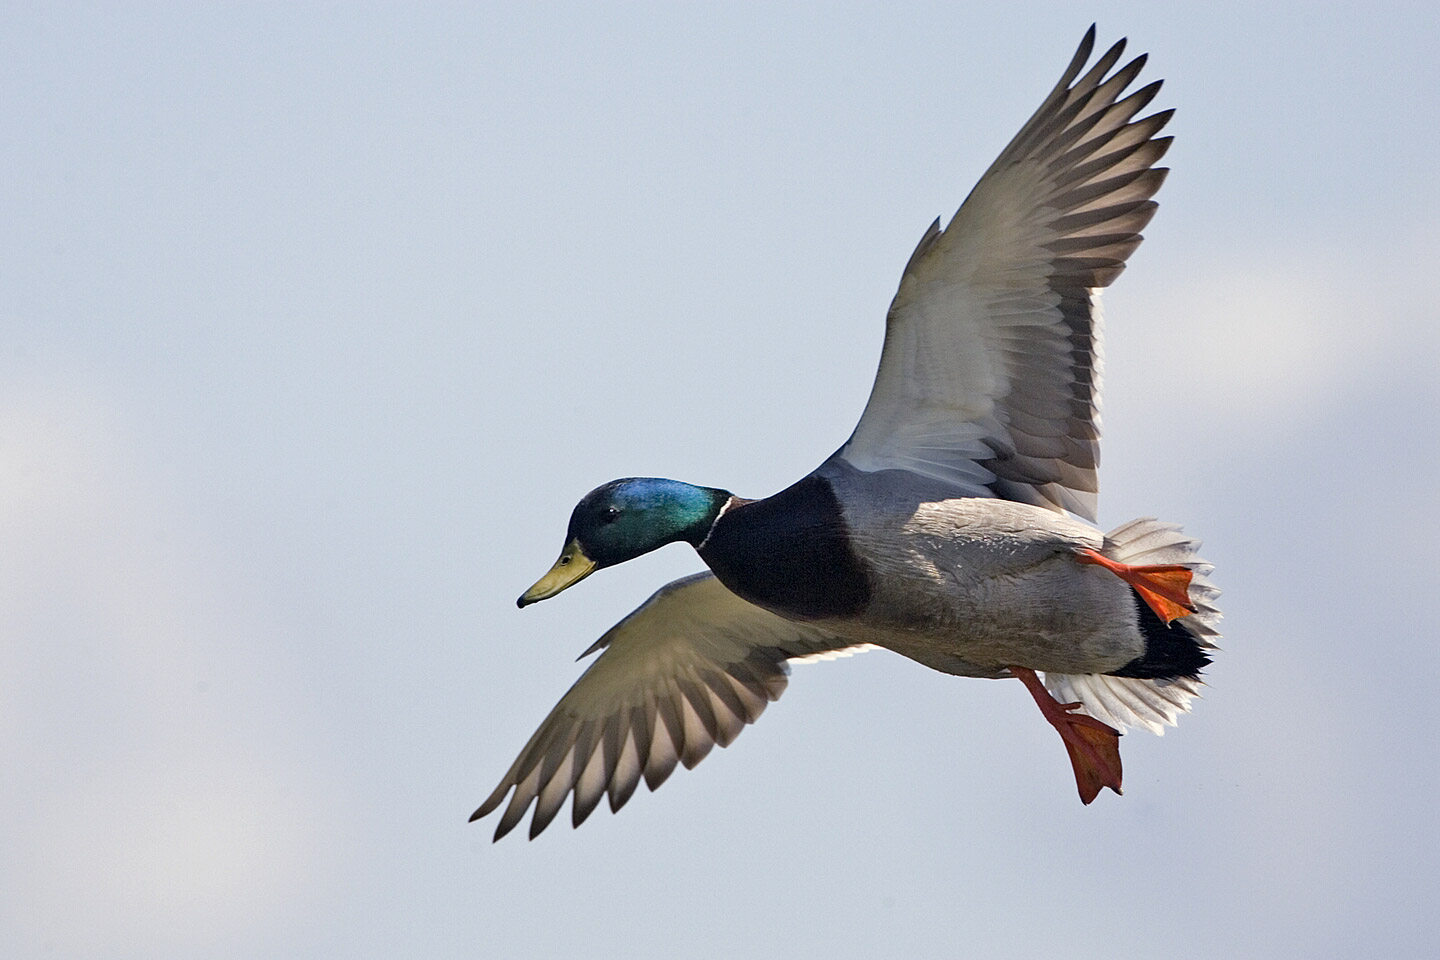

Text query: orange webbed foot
(1012, 666), (1123, 804)
(1074, 547), (1196, 624)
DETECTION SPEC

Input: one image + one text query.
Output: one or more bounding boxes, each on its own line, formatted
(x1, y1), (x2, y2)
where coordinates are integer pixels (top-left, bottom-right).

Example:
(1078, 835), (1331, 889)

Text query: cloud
(1107, 232), (1440, 437)
(0, 375), (332, 954)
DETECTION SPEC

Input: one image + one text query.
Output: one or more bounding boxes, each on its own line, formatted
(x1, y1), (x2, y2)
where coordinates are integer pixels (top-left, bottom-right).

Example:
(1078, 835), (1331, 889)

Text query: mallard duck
(473, 25), (1221, 841)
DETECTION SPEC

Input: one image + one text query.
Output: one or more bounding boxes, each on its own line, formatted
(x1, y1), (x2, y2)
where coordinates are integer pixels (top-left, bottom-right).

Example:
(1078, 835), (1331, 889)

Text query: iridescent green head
(517, 478), (731, 607)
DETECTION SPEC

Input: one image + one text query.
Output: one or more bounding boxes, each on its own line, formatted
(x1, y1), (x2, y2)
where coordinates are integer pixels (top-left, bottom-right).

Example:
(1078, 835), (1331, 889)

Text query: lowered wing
(473, 573), (872, 840)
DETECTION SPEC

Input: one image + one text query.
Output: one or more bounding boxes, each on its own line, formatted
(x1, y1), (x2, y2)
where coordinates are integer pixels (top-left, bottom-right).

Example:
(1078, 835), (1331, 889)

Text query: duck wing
(837, 26), (1172, 522)
(472, 572), (871, 840)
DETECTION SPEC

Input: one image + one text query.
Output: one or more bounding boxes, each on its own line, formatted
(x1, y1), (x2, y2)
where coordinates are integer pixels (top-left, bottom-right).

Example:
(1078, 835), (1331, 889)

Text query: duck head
(517, 478), (731, 607)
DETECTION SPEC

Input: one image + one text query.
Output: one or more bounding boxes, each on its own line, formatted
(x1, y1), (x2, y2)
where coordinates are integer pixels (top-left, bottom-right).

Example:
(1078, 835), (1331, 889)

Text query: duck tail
(1044, 518), (1222, 735)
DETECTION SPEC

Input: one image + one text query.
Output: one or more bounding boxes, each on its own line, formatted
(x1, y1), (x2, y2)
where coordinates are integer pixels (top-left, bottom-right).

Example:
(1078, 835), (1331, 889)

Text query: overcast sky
(3, 2), (1438, 958)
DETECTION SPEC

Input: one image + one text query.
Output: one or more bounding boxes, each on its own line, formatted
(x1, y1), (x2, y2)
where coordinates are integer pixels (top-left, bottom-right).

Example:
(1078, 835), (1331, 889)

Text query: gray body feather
(813, 462), (1141, 677)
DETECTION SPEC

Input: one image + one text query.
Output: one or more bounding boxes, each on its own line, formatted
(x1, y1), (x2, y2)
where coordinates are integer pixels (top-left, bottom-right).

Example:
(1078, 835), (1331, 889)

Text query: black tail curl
(1109, 589), (1212, 680)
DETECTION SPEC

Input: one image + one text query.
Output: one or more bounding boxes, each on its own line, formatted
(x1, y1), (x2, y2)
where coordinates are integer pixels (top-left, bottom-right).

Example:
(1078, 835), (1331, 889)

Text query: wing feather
(839, 30), (1171, 520)
(607, 724), (644, 813)
(473, 572), (869, 840)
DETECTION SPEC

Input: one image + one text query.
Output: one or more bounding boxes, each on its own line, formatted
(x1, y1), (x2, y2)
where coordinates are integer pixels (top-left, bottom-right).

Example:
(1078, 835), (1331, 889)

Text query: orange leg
(1074, 547), (1196, 624)
(1011, 665), (1122, 804)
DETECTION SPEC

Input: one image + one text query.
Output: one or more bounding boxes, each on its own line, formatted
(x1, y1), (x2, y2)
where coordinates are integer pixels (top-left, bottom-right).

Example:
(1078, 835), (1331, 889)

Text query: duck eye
(602, 507), (620, 524)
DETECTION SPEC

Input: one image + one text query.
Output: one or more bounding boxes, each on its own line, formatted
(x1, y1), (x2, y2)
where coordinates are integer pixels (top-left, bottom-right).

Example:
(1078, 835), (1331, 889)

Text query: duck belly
(837, 496), (1145, 677)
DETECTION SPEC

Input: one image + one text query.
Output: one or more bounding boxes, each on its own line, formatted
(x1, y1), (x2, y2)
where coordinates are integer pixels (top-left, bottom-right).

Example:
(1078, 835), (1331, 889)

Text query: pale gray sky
(3, 2), (1438, 958)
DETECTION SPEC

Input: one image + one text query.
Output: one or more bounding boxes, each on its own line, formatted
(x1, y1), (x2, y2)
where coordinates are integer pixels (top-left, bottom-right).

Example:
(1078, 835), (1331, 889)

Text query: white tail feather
(1043, 518), (1222, 734)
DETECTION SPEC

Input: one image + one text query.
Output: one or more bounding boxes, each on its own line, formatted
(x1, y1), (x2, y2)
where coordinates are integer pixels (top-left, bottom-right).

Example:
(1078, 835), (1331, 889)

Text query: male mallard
(474, 26), (1221, 841)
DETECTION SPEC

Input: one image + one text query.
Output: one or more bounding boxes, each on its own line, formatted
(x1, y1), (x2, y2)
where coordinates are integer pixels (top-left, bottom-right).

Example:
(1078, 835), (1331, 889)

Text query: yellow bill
(517, 539), (597, 607)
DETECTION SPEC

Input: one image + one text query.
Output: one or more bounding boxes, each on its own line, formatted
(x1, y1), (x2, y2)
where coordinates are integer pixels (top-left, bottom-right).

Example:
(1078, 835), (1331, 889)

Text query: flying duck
(473, 25), (1221, 841)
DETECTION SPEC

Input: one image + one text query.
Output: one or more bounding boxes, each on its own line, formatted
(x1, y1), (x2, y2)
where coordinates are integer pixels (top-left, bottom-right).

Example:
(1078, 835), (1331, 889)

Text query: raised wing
(838, 26), (1172, 522)
(471, 572), (871, 840)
